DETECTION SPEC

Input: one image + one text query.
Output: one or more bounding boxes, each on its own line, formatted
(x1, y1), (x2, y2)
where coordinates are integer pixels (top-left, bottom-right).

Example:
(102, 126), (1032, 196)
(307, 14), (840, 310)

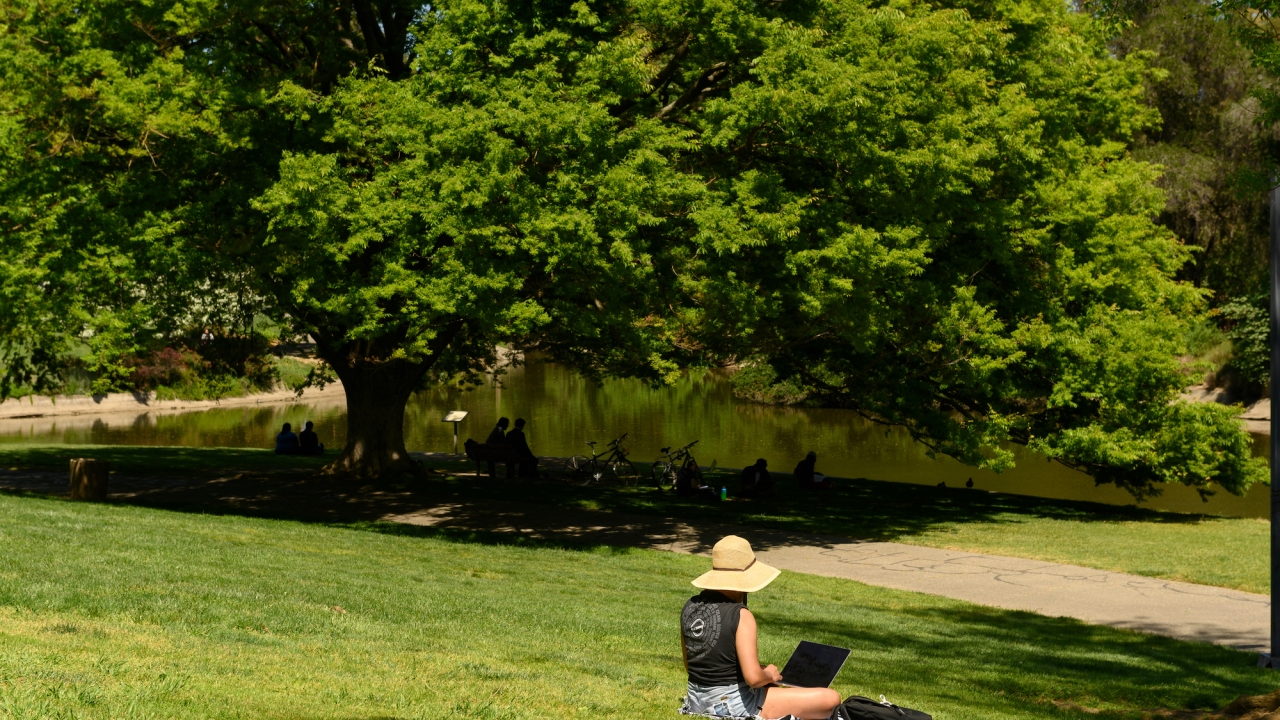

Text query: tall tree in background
(1115, 0), (1276, 299)
(0, 0), (1265, 493)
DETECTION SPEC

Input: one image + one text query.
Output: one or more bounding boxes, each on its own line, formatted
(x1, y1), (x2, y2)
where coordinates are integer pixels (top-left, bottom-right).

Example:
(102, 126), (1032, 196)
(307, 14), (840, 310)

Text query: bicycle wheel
(563, 456), (592, 483)
(651, 460), (675, 490)
(610, 459), (640, 487)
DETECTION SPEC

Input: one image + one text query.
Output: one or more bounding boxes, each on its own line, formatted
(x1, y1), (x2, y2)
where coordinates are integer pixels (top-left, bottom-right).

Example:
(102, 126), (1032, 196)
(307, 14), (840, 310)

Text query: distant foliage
(731, 363), (810, 406)
(1115, 0), (1276, 299)
(1218, 297), (1270, 388)
(127, 347), (204, 390)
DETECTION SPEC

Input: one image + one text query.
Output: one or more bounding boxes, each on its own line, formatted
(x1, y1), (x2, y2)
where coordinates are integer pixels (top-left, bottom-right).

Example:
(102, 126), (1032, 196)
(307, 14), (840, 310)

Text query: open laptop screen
(779, 641), (851, 688)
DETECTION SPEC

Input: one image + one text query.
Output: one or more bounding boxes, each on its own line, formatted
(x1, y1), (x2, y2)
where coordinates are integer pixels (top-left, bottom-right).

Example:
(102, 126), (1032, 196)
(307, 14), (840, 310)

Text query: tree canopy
(1116, 0), (1276, 299)
(0, 0), (1264, 493)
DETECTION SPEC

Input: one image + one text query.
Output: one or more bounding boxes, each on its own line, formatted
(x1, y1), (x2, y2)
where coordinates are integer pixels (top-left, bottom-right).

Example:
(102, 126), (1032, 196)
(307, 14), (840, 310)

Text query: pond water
(0, 361), (1268, 518)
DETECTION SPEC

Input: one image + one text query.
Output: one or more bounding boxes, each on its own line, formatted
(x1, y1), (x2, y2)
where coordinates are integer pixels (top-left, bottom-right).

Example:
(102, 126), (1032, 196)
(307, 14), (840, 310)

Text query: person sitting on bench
(680, 536), (841, 719)
(504, 418), (538, 479)
(738, 458), (775, 498)
(298, 420), (325, 455)
(274, 422), (299, 455)
(485, 417), (510, 478)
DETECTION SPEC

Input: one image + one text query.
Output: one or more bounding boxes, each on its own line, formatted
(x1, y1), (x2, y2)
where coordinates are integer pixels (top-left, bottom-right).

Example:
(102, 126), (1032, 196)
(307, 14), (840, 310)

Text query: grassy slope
(0, 492), (1274, 720)
(0, 444), (1267, 593)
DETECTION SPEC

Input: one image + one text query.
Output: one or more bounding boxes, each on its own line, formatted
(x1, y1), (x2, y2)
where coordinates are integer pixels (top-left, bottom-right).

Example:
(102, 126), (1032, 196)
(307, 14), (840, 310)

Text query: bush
(273, 356), (315, 392)
(127, 347), (204, 389)
(1217, 296), (1269, 388)
(731, 362), (810, 405)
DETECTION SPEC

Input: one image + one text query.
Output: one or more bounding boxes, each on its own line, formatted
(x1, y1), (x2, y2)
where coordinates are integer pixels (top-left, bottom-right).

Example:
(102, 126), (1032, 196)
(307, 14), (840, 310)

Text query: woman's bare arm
(736, 609), (782, 688)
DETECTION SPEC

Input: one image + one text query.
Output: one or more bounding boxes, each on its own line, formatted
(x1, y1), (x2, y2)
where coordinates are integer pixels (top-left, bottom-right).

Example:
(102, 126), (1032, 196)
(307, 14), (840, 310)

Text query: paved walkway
(387, 502), (1270, 651)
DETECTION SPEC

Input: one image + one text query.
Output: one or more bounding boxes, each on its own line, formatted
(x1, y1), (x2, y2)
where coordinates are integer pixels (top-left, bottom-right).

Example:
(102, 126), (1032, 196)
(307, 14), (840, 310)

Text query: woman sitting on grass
(680, 536), (841, 719)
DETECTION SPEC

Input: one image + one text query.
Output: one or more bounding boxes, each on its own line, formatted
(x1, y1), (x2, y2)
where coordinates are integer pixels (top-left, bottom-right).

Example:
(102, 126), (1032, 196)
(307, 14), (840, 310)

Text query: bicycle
(651, 440), (700, 491)
(563, 433), (639, 486)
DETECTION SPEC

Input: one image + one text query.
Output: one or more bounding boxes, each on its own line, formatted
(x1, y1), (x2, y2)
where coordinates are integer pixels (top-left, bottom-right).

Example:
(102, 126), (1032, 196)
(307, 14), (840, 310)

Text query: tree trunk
(323, 359), (426, 477)
(69, 458), (109, 500)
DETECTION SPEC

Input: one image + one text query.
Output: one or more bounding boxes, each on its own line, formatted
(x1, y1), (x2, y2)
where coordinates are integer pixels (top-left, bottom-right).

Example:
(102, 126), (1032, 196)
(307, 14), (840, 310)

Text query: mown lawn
(0, 443), (1269, 593)
(0, 491), (1275, 719)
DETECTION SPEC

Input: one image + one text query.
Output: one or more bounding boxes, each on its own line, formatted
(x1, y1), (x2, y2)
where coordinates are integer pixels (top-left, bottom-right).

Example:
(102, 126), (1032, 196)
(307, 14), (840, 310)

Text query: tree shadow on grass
(764, 602), (1276, 717)
(0, 450), (1237, 559)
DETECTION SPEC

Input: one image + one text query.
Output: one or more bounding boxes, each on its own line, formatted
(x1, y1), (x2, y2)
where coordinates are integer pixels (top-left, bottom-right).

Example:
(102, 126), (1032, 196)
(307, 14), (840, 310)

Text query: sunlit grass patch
(0, 493), (1274, 719)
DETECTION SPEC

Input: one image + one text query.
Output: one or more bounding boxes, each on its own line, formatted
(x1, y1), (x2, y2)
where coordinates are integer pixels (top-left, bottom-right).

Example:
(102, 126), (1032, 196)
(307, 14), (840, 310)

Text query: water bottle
(720, 486), (727, 500)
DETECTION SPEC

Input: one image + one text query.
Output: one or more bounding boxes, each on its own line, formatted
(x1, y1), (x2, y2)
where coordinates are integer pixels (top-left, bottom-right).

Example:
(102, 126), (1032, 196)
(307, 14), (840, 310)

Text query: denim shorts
(680, 682), (767, 718)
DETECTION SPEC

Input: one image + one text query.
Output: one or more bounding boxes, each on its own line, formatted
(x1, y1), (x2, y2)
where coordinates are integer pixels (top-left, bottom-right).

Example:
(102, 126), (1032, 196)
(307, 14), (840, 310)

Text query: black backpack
(834, 695), (933, 720)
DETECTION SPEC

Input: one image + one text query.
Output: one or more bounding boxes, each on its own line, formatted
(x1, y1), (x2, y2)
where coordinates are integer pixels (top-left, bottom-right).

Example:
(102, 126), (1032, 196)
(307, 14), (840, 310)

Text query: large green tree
(0, 0), (704, 473)
(665, 0), (1264, 497)
(0, 0), (1264, 492)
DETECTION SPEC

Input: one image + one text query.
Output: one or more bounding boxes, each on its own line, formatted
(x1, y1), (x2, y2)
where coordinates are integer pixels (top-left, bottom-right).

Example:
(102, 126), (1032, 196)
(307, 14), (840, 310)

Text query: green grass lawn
(0, 491), (1274, 719)
(0, 444), (1268, 594)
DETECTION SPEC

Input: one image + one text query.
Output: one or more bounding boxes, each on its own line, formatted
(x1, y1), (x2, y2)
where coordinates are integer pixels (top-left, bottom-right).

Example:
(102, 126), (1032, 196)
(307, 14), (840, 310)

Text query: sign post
(442, 411), (468, 455)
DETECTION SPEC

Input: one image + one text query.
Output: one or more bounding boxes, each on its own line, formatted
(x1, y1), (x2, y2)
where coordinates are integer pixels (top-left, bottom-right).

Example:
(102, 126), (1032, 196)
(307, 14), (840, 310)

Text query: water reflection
(0, 361), (1267, 518)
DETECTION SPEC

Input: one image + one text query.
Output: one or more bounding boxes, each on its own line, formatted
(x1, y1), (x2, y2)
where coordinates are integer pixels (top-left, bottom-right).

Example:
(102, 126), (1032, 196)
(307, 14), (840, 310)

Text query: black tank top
(681, 590), (746, 686)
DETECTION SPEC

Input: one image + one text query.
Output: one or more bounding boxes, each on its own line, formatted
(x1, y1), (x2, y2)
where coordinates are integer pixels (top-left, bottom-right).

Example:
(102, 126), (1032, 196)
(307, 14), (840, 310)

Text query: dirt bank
(1183, 384), (1269, 435)
(0, 382), (346, 421)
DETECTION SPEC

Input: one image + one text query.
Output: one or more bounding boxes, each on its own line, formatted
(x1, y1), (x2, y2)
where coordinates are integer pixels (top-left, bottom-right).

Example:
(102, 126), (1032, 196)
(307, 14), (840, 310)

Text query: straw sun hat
(692, 536), (780, 593)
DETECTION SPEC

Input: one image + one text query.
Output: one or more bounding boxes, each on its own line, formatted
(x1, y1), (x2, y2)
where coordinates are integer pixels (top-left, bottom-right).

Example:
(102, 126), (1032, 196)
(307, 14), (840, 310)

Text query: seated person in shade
(793, 451), (831, 490)
(485, 417), (510, 478)
(676, 461), (719, 503)
(274, 422), (300, 455)
(738, 458), (775, 498)
(298, 420), (325, 455)
(504, 418), (538, 479)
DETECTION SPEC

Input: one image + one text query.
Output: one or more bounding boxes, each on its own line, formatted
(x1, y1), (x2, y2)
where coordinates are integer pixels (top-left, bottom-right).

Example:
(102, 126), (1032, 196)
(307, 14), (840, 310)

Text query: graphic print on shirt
(682, 602), (722, 661)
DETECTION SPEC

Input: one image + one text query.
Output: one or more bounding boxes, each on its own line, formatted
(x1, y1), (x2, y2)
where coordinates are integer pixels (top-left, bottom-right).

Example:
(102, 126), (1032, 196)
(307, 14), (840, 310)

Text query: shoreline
(1182, 385), (1269, 435)
(0, 383), (346, 421)
(5, 380), (1270, 436)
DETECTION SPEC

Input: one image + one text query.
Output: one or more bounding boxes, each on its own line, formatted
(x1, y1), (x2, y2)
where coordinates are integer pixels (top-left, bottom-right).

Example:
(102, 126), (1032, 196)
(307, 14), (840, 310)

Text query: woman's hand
(762, 664), (783, 685)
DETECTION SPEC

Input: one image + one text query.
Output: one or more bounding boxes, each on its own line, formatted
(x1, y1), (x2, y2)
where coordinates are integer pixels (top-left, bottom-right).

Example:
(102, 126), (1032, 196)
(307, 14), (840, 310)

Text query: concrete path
(753, 541), (1269, 651)
(387, 502), (1270, 652)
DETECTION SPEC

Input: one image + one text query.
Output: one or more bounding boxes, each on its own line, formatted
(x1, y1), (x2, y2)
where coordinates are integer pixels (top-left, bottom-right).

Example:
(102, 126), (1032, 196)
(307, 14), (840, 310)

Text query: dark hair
(497, 417), (510, 427)
(282, 423), (292, 432)
(514, 418), (526, 428)
(806, 451), (817, 460)
(304, 421), (314, 430)
(755, 458), (767, 467)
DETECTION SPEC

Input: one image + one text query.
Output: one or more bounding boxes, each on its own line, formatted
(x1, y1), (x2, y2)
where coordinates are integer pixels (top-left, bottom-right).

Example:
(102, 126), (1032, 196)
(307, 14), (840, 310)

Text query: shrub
(1217, 296), (1269, 389)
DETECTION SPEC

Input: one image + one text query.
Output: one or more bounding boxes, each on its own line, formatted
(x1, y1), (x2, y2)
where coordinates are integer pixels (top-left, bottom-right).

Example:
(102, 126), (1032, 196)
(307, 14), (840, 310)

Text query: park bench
(463, 439), (519, 479)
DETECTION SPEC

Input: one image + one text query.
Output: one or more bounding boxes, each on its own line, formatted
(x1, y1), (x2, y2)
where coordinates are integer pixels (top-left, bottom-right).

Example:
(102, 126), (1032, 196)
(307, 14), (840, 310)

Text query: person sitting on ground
(680, 536), (841, 720)
(274, 422), (299, 455)
(793, 451), (831, 490)
(298, 420), (325, 455)
(676, 461), (719, 503)
(504, 418), (538, 479)
(485, 417), (510, 478)
(738, 458), (775, 498)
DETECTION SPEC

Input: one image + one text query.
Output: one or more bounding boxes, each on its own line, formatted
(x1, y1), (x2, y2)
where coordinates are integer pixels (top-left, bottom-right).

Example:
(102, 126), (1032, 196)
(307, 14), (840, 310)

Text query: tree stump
(69, 458), (109, 501)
